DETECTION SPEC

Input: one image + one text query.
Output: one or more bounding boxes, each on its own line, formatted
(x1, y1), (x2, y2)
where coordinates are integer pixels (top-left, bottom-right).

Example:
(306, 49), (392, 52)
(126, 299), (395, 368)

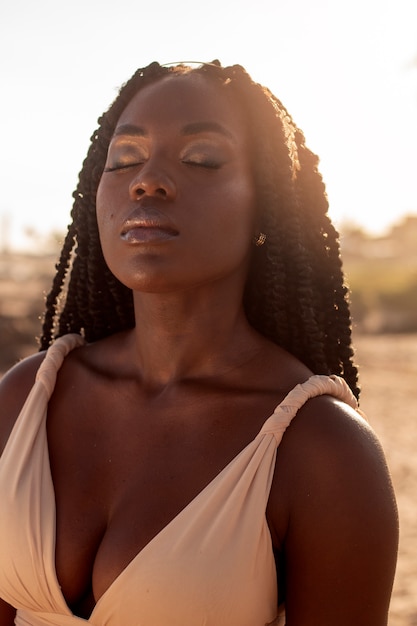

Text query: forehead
(116, 74), (248, 140)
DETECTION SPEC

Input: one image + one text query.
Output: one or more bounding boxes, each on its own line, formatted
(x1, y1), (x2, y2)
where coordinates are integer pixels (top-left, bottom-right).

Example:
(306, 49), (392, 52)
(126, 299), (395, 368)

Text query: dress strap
(35, 334), (85, 395)
(260, 375), (359, 442)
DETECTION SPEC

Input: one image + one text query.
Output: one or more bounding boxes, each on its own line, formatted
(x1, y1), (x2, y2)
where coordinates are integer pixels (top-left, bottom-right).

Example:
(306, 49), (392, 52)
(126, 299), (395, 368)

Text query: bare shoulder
(0, 334), (88, 455)
(0, 350), (47, 455)
(272, 392), (398, 525)
(269, 393), (399, 625)
(284, 393), (381, 471)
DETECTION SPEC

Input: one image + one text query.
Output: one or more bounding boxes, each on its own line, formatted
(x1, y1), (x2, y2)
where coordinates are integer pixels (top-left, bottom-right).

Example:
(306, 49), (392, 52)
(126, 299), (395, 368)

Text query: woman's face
(96, 73), (256, 294)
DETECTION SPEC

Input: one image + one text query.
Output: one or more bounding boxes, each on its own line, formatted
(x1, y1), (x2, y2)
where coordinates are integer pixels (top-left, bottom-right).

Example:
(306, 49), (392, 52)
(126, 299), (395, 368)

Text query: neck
(128, 281), (259, 389)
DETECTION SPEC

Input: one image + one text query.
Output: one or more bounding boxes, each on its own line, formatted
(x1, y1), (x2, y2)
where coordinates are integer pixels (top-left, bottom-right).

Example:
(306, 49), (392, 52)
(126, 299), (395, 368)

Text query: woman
(0, 61), (398, 625)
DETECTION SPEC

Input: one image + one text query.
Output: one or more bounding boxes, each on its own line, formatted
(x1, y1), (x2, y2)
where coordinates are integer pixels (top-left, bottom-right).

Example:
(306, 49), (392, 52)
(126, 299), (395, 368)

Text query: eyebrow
(181, 121), (234, 139)
(112, 121), (234, 139)
(113, 124), (147, 138)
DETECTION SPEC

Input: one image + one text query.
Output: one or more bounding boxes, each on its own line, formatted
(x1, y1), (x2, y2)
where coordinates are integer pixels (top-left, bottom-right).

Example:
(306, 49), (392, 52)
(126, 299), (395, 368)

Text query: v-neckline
(47, 413), (276, 621)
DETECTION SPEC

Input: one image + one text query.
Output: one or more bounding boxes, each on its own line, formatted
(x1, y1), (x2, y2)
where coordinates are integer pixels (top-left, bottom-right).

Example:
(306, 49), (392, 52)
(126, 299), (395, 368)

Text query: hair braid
(291, 130), (359, 391)
(40, 224), (76, 345)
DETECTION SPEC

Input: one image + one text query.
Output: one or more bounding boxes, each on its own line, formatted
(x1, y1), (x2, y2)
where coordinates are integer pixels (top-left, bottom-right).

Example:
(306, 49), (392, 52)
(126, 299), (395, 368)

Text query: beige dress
(0, 334), (359, 625)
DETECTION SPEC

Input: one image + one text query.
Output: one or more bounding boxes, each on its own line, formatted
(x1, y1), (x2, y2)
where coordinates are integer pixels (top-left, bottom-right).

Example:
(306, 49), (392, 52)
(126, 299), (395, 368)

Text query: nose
(128, 163), (176, 201)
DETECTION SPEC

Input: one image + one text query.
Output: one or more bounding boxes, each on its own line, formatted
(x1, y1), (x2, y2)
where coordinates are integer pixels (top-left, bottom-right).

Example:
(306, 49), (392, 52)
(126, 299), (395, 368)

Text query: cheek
(193, 177), (256, 269)
(96, 179), (106, 227)
(220, 175), (256, 236)
(96, 179), (116, 235)
(95, 181), (121, 275)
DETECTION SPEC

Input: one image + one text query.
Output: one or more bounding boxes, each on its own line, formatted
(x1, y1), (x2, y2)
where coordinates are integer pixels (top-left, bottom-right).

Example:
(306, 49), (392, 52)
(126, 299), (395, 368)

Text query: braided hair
(40, 61), (359, 398)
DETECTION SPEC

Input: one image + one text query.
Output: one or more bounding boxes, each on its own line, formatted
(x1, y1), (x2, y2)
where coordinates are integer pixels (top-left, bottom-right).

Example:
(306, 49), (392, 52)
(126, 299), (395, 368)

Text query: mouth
(120, 208), (179, 244)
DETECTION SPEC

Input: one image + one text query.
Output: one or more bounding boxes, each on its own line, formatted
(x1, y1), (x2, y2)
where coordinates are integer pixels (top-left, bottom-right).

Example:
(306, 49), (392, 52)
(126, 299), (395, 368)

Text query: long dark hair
(40, 61), (359, 398)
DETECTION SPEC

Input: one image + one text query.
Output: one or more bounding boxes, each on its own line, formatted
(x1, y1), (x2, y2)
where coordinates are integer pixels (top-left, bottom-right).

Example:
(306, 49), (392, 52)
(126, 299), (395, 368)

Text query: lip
(120, 206), (179, 244)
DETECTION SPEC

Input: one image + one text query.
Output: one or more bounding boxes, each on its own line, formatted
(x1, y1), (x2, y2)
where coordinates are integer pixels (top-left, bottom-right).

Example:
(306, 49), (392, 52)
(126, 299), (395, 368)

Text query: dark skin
(0, 75), (398, 624)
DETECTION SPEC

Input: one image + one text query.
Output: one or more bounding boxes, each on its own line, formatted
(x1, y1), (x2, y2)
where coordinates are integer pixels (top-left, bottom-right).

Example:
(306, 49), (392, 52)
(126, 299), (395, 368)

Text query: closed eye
(103, 139), (148, 173)
(103, 162), (143, 173)
(182, 158), (222, 169)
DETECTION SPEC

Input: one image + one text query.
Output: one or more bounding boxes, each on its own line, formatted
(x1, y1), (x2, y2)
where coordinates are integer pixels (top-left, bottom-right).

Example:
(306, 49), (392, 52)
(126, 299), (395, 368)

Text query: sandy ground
(354, 333), (417, 625)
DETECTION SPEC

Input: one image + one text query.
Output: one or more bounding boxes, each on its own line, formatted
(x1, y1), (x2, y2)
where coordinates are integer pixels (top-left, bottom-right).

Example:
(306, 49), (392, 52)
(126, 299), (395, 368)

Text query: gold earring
(254, 232), (266, 247)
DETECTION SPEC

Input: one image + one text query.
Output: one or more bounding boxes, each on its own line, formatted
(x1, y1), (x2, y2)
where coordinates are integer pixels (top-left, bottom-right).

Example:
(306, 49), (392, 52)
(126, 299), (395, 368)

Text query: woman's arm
(270, 396), (399, 626)
(0, 351), (46, 454)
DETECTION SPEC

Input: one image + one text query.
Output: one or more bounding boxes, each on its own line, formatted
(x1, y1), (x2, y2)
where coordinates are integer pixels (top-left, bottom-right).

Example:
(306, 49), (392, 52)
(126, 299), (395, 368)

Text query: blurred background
(1, 0), (416, 623)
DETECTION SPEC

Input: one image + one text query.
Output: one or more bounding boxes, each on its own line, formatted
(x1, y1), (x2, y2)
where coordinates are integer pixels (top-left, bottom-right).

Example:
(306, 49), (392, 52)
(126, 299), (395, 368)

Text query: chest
(46, 380), (283, 615)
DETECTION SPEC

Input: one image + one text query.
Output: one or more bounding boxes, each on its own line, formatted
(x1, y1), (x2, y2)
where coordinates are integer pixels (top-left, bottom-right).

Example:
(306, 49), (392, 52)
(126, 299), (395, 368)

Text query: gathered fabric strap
(35, 334), (85, 395)
(260, 374), (359, 442)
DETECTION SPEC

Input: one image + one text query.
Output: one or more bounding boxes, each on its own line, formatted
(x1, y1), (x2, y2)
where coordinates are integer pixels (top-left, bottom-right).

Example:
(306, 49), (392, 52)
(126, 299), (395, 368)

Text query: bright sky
(1, 0), (416, 251)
